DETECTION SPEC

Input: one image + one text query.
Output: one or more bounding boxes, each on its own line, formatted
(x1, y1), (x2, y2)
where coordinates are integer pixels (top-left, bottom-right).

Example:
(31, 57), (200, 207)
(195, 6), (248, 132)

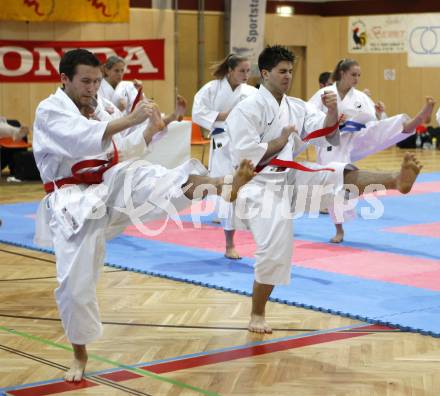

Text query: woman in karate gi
(99, 56), (142, 115)
(192, 54), (258, 259)
(99, 56), (187, 126)
(308, 58), (434, 243)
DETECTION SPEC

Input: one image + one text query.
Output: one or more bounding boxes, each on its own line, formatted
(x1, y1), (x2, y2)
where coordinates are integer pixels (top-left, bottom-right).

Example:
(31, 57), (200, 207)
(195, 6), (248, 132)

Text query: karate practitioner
(308, 58), (434, 242)
(318, 71), (333, 88)
(33, 49), (255, 382)
(99, 55), (142, 115)
(227, 45), (423, 334)
(99, 55), (188, 125)
(192, 54), (258, 259)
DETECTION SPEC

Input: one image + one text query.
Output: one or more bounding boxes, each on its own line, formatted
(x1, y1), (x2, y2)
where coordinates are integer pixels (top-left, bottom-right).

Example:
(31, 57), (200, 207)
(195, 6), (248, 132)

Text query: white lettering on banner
(0, 39), (165, 81)
(34, 47), (60, 76)
(124, 46), (158, 73)
(0, 46), (33, 76)
(82, 47), (118, 59)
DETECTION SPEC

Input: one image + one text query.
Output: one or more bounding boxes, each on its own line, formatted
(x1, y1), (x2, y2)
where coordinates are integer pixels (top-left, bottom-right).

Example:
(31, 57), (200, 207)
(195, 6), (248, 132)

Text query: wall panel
(2, 9), (440, 130)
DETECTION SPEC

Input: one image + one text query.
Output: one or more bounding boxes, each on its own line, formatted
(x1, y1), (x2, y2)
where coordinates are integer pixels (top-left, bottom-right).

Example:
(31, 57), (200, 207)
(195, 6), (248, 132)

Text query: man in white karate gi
(226, 45), (423, 334)
(32, 49), (254, 382)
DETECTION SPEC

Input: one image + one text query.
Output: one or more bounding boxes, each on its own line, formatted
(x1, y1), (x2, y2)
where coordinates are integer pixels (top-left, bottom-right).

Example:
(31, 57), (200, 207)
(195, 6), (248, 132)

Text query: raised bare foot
(226, 160), (254, 202)
(403, 96), (436, 133)
(225, 247), (242, 260)
(175, 95), (187, 122)
(150, 104), (166, 132)
(65, 345), (88, 382)
(248, 314), (272, 334)
(144, 105), (166, 145)
(396, 152), (422, 194)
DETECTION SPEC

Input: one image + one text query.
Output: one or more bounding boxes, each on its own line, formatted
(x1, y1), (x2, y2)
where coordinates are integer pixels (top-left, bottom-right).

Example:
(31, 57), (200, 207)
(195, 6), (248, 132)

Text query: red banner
(0, 39), (165, 82)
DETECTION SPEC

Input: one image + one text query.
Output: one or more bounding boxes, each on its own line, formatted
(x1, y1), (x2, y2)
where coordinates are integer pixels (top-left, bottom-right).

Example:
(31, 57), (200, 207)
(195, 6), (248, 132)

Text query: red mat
(124, 220), (440, 291)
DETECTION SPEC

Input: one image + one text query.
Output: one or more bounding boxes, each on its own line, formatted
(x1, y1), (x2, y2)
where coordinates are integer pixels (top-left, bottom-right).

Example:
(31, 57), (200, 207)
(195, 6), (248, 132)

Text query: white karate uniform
(227, 85), (348, 285)
(192, 78), (257, 229)
(94, 95), (123, 121)
(0, 117), (20, 140)
(33, 88), (207, 345)
(98, 79), (140, 115)
(308, 83), (411, 164)
(308, 83), (411, 224)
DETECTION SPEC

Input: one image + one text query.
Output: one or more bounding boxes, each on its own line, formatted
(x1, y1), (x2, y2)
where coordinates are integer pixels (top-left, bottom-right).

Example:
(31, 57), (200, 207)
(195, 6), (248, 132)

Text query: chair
(185, 117), (210, 165)
(0, 137), (32, 180)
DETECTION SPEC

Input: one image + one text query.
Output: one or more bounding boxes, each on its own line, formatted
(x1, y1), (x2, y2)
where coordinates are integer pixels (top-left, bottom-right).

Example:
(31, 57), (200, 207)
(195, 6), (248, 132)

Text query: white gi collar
(221, 76), (244, 95)
(333, 82), (355, 102)
(101, 78), (115, 93)
(54, 88), (82, 115)
(258, 84), (288, 112)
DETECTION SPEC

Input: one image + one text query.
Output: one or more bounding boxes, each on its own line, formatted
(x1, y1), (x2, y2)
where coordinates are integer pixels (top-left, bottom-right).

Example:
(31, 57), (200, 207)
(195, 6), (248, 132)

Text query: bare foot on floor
(330, 233), (344, 243)
(248, 314), (272, 334)
(225, 247), (242, 260)
(330, 224), (344, 243)
(396, 152), (423, 194)
(403, 96), (436, 133)
(65, 345), (88, 382)
(226, 159), (255, 202)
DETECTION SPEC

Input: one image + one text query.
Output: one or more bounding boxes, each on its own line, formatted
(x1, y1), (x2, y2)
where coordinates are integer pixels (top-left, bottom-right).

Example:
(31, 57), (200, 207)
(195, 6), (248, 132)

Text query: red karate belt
(43, 140), (119, 194)
(130, 86), (143, 112)
(255, 118), (340, 173)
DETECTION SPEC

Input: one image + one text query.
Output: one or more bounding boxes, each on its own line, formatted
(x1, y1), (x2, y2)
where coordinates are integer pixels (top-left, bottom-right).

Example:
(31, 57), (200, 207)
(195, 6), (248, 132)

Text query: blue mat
(1, 172), (440, 336)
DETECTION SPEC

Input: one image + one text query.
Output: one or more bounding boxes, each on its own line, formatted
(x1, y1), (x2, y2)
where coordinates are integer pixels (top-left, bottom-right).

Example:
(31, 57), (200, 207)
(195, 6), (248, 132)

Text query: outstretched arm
(103, 100), (153, 142)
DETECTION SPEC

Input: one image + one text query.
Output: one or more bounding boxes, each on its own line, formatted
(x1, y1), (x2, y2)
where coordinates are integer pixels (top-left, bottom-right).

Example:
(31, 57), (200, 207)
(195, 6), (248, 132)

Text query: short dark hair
(319, 71), (332, 86)
(59, 49), (101, 80)
(258, 45), (294, 73)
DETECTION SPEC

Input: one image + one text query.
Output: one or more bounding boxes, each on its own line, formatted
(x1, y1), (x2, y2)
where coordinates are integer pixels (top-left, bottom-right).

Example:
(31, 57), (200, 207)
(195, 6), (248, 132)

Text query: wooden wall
(0, 8), (175, 128)
(1, 8), (440, 129)
(177, 10), (225, 114)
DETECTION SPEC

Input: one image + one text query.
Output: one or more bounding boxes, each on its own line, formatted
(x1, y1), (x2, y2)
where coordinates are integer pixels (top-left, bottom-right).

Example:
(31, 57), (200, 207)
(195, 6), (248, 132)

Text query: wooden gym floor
(0, 147), (439, 395)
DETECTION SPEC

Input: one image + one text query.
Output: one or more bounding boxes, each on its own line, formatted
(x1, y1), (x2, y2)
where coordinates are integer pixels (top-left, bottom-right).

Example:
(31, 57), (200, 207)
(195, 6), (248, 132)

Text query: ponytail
(211, 53), (249, 79)
(331, 58), (358, 82)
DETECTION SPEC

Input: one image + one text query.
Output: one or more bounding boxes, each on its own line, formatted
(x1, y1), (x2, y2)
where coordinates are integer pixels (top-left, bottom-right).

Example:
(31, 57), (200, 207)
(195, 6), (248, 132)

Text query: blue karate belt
(212, 128), (225, 150)
(339, 120), (366, 133)
(211, 128), (225, 135)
